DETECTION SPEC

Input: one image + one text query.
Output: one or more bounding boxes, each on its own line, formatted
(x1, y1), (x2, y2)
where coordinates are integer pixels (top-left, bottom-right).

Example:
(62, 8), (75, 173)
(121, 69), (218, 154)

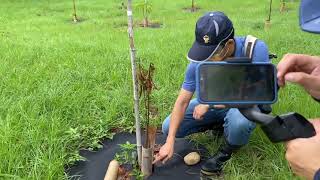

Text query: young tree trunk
(147, 126), (157, 149)
(143, 0), (149, 27)
(267, 0), (273, 22)
(127, 0), (142, 166)
(72, 0), (78, 22)
(143, 16), (149, 28)
(265, 0), (272, 30)
(191, 0), (195, 12)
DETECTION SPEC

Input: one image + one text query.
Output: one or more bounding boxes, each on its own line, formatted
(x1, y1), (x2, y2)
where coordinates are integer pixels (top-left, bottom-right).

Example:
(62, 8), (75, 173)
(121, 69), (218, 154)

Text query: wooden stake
(127, 0), (142, 166)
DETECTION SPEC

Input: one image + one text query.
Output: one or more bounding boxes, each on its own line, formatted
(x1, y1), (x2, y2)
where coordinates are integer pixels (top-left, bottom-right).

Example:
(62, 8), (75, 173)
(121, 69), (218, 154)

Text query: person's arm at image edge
(276, 54), (320, 180)
(285, 120), (320, 180)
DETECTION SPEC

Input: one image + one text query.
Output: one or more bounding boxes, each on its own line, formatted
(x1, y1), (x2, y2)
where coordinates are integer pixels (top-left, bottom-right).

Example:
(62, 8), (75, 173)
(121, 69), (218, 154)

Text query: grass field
(0, 0), (319, 179)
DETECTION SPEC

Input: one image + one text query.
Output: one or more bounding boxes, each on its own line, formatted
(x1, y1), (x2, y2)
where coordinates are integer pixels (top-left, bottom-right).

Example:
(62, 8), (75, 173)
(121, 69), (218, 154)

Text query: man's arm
(153, 89), (193, 164)
(166, 89), (193, 143)
(153, 62), (197, 164)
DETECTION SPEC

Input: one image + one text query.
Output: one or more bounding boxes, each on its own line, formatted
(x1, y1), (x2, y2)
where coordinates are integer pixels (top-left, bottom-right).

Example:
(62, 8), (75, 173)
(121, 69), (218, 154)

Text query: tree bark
(127, 0), (142, 166)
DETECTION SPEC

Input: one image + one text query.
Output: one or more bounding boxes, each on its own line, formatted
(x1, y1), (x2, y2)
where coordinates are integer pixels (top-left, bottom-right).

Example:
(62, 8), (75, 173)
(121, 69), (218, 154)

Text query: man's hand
(153, 140), (174, 164)
(193, 104), (209, 120)
(277, 54), (320, 99)
(285, 120), (320, 180)
(153, 89), (192, 165)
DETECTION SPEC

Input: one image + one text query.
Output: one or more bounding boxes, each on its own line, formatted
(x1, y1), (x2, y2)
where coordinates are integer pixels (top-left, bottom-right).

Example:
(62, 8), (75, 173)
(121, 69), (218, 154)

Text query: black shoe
(200, 150), (231, 175)
(258, 104), (272, 114)
(201, 143), (241, 175)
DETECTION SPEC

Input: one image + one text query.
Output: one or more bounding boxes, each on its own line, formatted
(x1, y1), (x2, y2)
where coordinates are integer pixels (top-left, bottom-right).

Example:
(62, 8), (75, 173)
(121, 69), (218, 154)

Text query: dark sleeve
(181, 63), (196, 93)
(314, 169), (320, 180)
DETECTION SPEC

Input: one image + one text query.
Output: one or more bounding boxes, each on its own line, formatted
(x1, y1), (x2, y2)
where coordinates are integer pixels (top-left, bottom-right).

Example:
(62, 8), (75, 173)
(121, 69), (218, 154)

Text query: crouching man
(153, 11), (270, 175)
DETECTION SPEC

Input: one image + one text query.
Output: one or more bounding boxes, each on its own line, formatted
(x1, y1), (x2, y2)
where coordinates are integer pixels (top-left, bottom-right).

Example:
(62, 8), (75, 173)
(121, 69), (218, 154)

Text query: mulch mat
(67, 132), (209, 180)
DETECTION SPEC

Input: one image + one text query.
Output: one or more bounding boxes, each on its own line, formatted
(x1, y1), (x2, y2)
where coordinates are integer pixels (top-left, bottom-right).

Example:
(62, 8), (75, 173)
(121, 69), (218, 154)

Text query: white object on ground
(184, 152), (201, 166)
(104, 160), (120, 180)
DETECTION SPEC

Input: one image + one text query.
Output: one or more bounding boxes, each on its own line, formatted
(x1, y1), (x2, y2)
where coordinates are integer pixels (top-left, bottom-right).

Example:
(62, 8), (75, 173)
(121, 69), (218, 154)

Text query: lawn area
(0, 0), (319, 179)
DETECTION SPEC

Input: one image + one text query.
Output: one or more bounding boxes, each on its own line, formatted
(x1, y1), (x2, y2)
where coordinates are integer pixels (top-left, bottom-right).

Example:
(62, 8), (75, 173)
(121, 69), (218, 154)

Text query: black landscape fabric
(67, 132), (208, 180)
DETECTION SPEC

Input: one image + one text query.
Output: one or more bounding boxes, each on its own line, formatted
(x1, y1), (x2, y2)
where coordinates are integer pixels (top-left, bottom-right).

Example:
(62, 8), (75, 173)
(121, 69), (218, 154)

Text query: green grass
(0, 0), (319, 179)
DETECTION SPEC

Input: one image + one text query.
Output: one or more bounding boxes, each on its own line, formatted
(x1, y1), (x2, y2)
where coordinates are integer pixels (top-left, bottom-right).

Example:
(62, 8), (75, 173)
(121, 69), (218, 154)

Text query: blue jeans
(162, 98), (256, 146)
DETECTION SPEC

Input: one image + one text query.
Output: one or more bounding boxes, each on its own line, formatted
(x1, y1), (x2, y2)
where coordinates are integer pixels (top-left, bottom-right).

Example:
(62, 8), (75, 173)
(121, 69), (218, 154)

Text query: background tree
(280, 0), (286, 13)
(265, 0), (273, 30)
(72, 0), (78, 22)
(191, 0), (195, 12)
(135, 0), (152, 27)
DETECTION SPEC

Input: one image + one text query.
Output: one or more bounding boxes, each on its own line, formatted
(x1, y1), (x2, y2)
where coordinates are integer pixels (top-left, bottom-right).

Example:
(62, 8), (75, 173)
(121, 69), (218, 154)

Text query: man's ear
(224, 39), (235, 58)
(209, 39), (235, 61)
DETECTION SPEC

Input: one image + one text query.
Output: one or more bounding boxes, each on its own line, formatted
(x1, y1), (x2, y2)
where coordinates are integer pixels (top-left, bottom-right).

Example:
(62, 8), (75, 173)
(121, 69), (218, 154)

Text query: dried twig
(137, 63), (156, 148)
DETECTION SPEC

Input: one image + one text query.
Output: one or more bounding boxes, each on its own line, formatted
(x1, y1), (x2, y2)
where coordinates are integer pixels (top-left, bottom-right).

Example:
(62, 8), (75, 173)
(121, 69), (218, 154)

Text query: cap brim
(187, 41), (218, 62)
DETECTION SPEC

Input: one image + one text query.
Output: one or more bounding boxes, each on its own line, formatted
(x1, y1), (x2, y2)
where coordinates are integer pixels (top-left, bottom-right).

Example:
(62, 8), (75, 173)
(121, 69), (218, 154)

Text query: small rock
(184, 152), (200, 165)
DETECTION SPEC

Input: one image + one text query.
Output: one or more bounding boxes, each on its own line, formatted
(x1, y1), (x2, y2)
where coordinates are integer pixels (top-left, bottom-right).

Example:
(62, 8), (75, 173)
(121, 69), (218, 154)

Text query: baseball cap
(187, 11), (234, 62)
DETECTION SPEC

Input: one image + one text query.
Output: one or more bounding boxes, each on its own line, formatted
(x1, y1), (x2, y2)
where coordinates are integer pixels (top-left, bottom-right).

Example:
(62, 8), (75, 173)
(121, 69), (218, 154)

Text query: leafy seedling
(135, 0), (152, 27)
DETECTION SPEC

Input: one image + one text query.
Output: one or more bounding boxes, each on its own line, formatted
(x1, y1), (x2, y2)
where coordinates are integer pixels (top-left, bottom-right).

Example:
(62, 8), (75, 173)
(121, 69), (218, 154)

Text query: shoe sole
(200, 170), (224, 180)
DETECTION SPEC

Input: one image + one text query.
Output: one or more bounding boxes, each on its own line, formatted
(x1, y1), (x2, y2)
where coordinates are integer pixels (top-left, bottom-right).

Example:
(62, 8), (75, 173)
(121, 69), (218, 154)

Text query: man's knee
(224, 109), (256, 145)
(226, 109), (256, 133)
(161, 115), (187, 138)
(162, 115), (171, 135)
